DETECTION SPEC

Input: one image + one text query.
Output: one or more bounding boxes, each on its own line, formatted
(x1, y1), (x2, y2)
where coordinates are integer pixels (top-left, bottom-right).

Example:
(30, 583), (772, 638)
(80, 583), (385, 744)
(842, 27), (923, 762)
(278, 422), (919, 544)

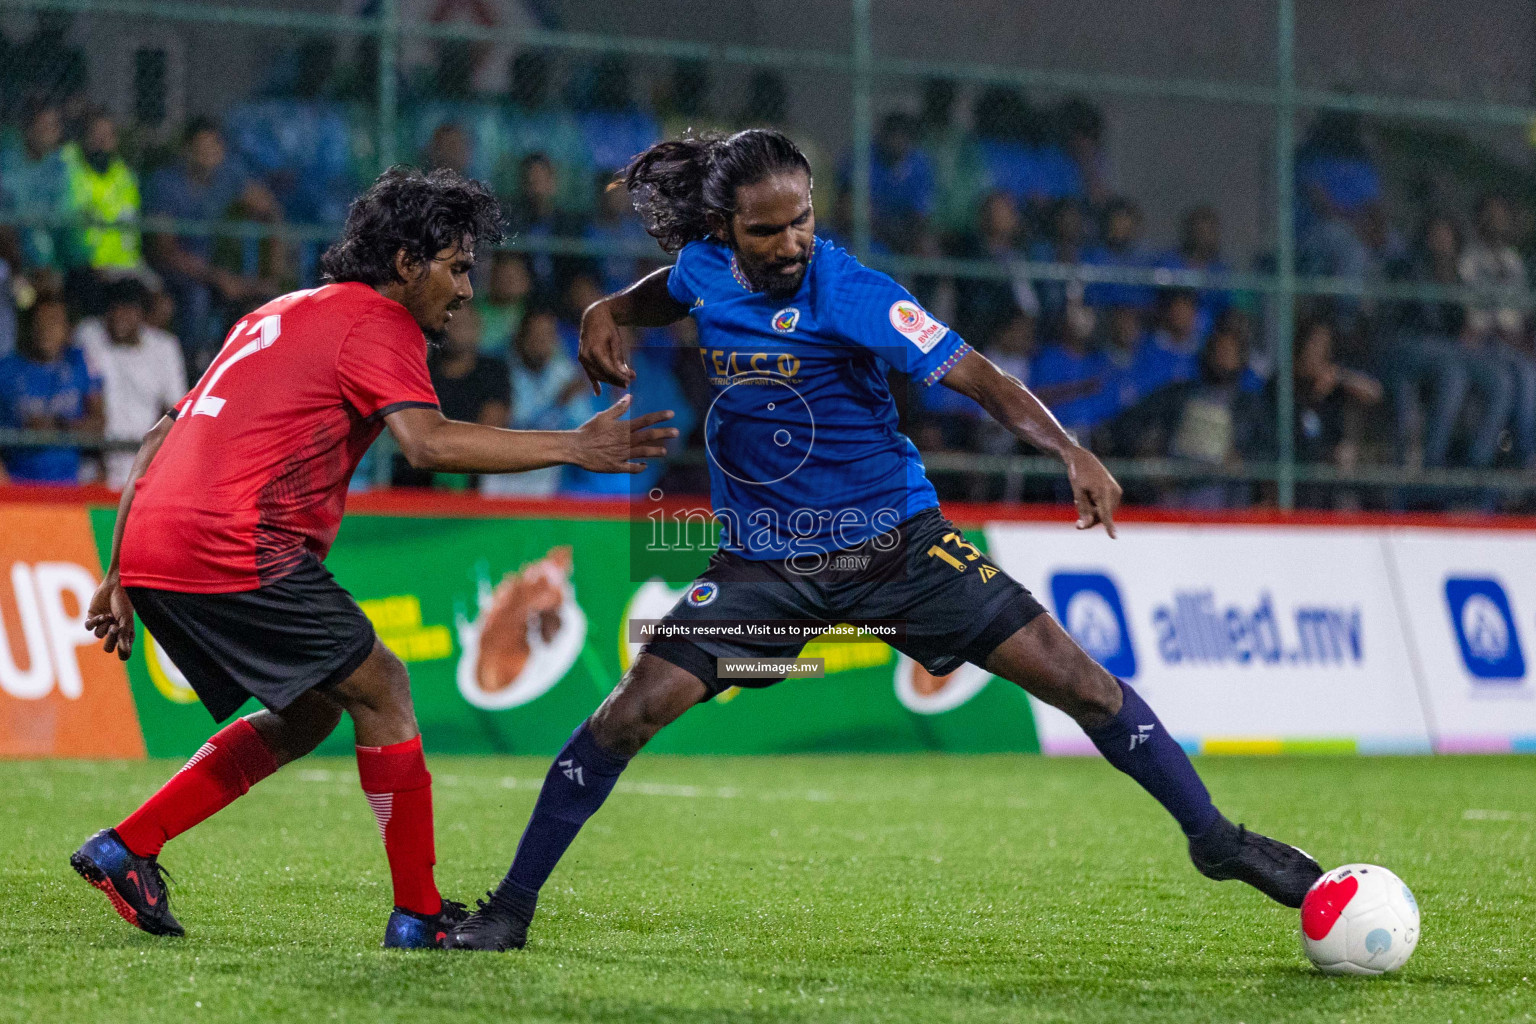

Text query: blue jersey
(0, 346), (100, 482)
(667, 237), (972, 560)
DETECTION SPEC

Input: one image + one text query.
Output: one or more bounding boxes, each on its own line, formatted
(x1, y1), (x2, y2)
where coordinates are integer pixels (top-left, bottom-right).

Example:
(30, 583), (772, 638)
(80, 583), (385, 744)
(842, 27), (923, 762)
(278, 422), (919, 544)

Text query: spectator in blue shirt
(509, 152), (584, 294)
(1101, 303), (1155, 414)
(585, 172), (653, 294)
(0, 97), (70, 271)
(1058, 96), (1108, 215)
(572, 55), (661, 176)
(840, 112), (936, 254)
(1296, 112), (1380, 228)
(1028, 298), (1116, 443)
(1028, 199), (1090, 338)
(494, 50), (595, 217)
(1102, 291), (1209, 439)
(1083, 197), (1156, 310)
(949, 190), (1038, 344)
(1110, 313), (1266, 508)
(1137, 288), (1205, 392)
(1157, 206), (1232, 339)
(145, 117), (284, 365)
(0, 295), (102, 483)
(971, 85), (1081, 226)
(1295, 111), (1380, 283)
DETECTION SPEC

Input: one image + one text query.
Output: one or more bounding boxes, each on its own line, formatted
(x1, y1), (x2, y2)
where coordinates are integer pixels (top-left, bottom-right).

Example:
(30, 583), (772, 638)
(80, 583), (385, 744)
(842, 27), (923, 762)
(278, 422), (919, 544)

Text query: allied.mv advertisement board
(2, 490), (1534, 758)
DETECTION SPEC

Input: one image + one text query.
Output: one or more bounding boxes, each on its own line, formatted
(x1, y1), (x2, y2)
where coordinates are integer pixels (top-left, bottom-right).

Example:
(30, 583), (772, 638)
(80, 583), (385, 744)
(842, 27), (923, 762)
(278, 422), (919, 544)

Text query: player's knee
(334, 644), (413, 717)
(590, 680), (675, 758)
(1065, 664), (1122, 728)
(588, 694), (654, 758)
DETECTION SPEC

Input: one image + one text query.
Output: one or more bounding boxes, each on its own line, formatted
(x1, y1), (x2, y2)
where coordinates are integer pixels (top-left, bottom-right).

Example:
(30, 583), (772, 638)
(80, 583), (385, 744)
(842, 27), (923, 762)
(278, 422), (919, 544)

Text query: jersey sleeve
(336, 309), (440, 420)
(666, 240), (708, 308)
(829, 254), (972, 385)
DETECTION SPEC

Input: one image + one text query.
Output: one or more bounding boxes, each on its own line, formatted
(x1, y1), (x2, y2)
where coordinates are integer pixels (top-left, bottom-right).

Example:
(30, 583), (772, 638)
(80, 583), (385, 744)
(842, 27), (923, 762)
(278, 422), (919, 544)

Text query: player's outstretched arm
(386, 395), (679, 476)
(940, 350), (1123, 537)
(85, 414), (175, 660)
(579, 267), (691, 394)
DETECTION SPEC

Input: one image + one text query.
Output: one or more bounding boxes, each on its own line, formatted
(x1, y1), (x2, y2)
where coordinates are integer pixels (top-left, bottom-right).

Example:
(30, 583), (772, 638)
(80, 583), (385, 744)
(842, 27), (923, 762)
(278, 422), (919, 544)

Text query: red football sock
(116, 718), (279, 858)
(355, 736), (441, 916)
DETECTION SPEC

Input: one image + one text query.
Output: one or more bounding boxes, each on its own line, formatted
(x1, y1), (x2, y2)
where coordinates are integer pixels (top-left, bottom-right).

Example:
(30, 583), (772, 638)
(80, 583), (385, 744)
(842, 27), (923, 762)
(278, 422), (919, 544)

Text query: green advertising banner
(89, 508), (1039, 759)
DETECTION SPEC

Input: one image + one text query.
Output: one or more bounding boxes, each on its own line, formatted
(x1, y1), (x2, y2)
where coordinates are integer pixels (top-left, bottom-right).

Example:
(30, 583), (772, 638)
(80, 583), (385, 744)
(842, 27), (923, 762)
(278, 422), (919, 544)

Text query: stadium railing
(4, 0), (1536, 506)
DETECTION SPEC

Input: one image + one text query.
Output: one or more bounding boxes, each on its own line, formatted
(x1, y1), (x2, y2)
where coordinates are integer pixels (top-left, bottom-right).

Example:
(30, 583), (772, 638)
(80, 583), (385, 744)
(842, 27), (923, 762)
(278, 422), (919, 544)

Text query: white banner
(1384, 529), (1536, 753)
(983, 523), (1435, 755)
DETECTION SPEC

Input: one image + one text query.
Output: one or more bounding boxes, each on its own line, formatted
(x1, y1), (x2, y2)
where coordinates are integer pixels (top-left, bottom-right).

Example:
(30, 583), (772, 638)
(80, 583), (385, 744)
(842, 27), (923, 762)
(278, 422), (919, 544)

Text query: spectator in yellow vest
(60, 111), (143, 272)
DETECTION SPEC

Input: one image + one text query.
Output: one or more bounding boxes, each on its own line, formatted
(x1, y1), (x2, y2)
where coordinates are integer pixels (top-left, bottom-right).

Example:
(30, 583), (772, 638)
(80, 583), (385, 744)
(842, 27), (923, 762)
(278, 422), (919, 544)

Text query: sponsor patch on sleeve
(888, 300), (949, 354)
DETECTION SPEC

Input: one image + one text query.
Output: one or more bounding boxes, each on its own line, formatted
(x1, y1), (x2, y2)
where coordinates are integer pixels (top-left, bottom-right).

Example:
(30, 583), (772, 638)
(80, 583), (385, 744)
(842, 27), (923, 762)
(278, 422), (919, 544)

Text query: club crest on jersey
(771, 307), (800, 334)
(888, 300), (948, 353)
(686, 581), (720, 607)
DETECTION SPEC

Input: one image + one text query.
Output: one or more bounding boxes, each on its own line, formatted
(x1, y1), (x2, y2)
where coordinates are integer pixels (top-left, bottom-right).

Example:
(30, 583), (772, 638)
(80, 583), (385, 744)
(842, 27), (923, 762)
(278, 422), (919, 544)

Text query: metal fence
(2, 0), (1535, 506)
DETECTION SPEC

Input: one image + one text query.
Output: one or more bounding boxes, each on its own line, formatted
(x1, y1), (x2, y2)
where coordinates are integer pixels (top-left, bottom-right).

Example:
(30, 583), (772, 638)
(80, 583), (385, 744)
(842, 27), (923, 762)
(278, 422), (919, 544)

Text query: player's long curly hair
(622, 129), (812, 253)
(319, 166), (504, 286)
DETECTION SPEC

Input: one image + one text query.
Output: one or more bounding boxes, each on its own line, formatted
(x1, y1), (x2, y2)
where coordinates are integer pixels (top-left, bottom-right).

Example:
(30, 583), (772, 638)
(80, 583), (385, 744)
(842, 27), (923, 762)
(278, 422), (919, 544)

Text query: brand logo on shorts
(1049, 572), (1138, 679)
(771, 307), (800, 334)
(1445, 577), (1525, 681)
(888, 300), (948, 353)
(686, 581), (719, 607)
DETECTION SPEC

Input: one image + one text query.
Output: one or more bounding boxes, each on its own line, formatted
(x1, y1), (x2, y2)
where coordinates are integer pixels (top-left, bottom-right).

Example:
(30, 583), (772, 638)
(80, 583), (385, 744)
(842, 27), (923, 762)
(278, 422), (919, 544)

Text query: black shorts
(643, 508), (1047, 696)
(126, 552), (377, 722)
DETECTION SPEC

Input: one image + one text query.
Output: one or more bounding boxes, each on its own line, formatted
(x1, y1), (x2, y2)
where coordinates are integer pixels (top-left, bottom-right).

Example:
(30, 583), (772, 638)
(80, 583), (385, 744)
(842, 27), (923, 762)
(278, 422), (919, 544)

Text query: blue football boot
(70, 829), (184, 937)
(383, 898), (469, 949)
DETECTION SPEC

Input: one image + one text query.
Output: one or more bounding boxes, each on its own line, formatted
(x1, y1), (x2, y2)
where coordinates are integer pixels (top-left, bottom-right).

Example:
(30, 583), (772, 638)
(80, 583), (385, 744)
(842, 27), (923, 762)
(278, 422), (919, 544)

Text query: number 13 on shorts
(927, 531), (984, 572)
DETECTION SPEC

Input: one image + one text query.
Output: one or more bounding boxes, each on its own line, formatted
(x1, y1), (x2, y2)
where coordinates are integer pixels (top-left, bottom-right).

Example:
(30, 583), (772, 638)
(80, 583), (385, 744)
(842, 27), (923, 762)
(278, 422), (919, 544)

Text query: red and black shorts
(126, 552), (377, 722)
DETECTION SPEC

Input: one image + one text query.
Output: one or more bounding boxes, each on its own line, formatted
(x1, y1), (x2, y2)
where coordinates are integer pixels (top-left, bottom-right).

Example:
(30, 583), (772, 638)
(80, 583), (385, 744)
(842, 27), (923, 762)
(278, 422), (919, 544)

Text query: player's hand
(85, 573), (136, 661)
(574, 395), (679, 474)
(578, 300), (635, 395)
(1065, 445), (1121, 539)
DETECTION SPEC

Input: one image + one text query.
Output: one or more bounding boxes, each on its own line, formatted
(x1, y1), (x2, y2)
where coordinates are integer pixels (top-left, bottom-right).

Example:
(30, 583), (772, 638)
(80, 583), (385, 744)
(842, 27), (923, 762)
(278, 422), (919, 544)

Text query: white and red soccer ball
(1299, 863), (1420, 975)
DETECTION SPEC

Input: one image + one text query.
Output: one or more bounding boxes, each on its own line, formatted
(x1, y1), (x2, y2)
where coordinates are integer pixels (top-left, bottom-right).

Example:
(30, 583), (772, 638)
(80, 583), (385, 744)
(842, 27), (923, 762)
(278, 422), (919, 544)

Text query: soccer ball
(1299, 863), (1420, 975)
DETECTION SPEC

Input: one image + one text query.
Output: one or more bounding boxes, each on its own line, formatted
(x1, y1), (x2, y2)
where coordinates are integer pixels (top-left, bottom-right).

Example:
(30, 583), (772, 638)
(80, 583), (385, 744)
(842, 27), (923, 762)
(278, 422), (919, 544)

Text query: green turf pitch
(2, 755), (1533, 1023)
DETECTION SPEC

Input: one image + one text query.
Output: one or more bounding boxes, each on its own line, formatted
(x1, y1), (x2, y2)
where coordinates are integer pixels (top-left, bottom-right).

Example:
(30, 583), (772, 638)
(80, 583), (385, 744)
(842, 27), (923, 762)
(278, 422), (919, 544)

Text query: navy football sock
(1084, 680), (1219, 837)
(497, 720), (631, 901)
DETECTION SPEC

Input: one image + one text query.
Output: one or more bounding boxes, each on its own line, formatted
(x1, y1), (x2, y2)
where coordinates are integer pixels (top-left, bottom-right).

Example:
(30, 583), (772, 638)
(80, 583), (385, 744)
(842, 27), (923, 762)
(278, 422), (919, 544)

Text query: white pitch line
(1463, 808), (1536, 822)
(296, 769), (837, 804)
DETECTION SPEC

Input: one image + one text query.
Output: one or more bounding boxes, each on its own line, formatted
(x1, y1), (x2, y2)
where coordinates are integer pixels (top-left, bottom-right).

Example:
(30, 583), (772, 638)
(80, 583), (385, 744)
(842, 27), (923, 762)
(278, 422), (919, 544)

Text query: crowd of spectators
(2, 24), (1535, 509)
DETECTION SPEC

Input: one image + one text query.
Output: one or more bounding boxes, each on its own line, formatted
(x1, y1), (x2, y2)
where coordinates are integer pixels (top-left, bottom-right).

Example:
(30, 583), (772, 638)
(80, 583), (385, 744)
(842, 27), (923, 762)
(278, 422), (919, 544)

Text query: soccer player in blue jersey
(448, 130), (1321, 951)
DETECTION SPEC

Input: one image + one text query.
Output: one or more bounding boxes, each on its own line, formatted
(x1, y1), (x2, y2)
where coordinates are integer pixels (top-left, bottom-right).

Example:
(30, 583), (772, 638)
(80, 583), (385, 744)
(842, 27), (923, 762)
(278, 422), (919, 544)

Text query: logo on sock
(1129, 724), (1155, 750)
(558, 758), (585, 786)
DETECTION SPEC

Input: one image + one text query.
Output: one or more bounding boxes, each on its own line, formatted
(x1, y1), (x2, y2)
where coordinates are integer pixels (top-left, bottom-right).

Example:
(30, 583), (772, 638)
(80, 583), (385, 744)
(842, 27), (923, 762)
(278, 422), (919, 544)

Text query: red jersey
(120, 283), (439, 592)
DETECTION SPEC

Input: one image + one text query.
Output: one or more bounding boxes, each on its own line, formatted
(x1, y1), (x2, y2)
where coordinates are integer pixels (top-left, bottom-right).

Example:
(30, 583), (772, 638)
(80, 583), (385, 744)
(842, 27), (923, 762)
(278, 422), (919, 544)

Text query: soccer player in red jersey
(69, 168), (678, 949)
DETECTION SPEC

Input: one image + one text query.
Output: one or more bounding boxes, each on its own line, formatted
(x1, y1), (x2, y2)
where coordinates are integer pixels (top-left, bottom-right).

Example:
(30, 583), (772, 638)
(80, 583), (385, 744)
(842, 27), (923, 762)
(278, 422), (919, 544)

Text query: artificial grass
(2, 754), (1532, 1023)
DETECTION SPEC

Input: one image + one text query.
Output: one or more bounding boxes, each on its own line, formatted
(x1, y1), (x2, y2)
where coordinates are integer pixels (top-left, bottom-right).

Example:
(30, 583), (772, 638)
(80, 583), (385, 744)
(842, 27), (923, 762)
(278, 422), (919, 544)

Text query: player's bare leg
(245, 689), (346, 765)
(984, 613), (1322, 907)
(447, 654), (706, 950)
(326, 640), (465, 948)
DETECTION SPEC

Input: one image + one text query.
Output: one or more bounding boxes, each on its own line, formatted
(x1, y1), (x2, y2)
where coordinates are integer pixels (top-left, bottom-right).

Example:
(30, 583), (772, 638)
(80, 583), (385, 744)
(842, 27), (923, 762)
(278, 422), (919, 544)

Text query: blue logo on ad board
(1050, 572), (1137, 678)
(1445, 577), (1525, 681)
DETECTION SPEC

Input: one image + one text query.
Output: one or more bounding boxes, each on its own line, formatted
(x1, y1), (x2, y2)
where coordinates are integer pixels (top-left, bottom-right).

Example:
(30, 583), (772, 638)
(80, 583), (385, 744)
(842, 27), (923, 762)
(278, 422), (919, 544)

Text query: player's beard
(741, 250), (810, 299)
(424, 302), (464, 349)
